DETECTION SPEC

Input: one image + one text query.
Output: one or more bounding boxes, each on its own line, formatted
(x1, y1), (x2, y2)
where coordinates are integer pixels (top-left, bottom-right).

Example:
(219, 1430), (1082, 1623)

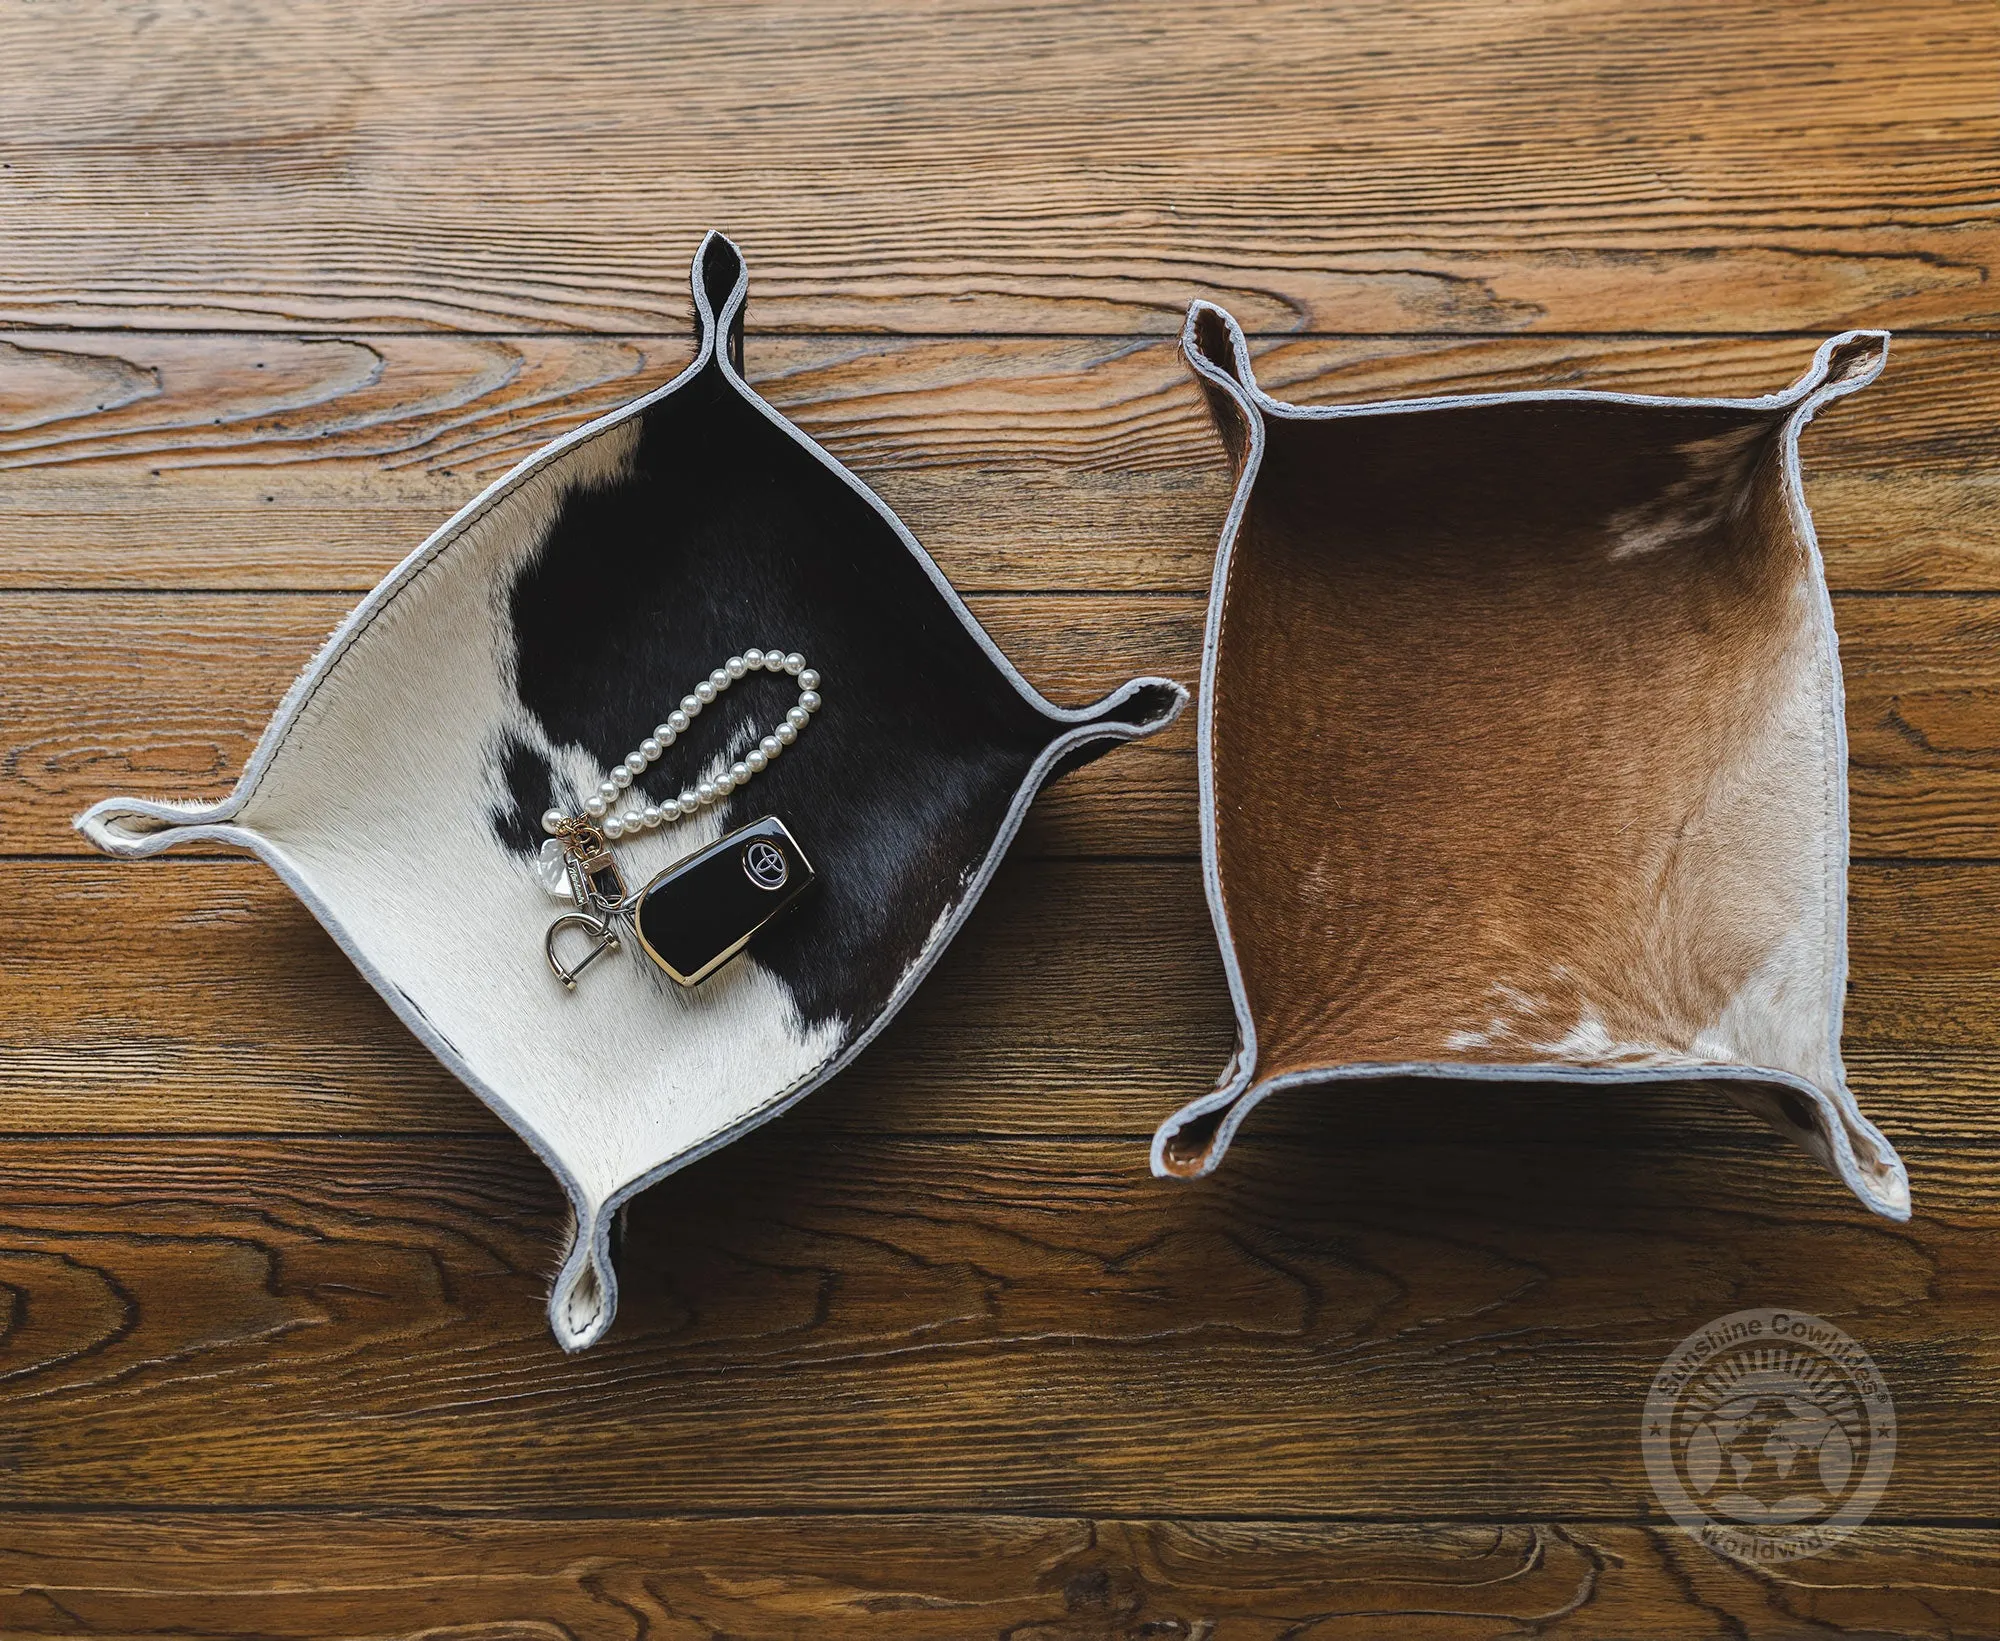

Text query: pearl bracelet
(541, 648), (821, 843)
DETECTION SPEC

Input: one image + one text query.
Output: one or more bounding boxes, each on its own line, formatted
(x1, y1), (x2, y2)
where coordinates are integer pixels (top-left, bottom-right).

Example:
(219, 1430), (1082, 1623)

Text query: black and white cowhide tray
(77, 233), (1186, 1350)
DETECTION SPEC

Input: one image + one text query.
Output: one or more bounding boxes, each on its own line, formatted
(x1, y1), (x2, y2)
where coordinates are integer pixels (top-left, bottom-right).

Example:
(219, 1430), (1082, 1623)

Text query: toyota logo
(742, 838), (789, 891)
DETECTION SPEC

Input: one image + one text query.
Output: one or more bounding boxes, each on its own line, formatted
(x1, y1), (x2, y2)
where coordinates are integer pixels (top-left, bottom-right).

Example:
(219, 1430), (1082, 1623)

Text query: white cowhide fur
(77, 233), (1186, 1350)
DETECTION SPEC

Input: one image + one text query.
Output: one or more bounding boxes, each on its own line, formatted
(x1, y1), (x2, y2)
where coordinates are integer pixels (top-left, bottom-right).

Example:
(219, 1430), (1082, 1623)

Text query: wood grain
(12, 589), (2000, 858)
(0, 589), (1200, 858)
(0, 1129), (1990, 1514)
(4, 0), (1998, 1619)
(0, 332), (1991, 593)
(4, 1514), (1997, 1641)
(0, 1), (1995, 335)
(2, 857), (1995, 1145)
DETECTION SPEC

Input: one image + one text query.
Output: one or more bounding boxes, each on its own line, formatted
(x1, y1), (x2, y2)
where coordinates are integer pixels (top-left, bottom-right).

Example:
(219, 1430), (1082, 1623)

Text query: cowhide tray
(1156, 300), (1909, 1223)
(77, 232), (1187, 1350)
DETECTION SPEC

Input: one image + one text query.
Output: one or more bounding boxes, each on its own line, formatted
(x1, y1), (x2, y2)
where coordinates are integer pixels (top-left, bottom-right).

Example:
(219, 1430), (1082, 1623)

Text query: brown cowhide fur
(1156, 303), (1909, 1223)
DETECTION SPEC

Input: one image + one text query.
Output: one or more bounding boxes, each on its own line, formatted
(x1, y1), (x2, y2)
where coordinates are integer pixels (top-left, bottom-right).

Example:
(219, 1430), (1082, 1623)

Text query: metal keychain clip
(545, 911), (621, 991)
(544, 820), (634, 991)
(562, 826), (629, 914)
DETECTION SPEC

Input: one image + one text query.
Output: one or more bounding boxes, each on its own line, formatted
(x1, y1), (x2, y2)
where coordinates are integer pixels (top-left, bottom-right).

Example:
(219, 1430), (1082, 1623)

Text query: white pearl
(695, 681), (717, 704)
(640, 737), (662, 760)
(678, 793), (699, 815)
(746, 749), (767, 772)
(681, 694), (702, 717)
(623, 751), (646, 775)
(667, 711), (689, 734)
(743, 648), (765, 668)
(799, 669), (820, 691)
(622, 809), (643, 830)
(715, 773), (736, 795)
(598, 778), (621, 801)
(584, 795), (608, 819)
(611, 766), (633, 790)
(710, 667), (731, 688)
(541, 808), (565, 835)
(654, 724), (674, 743)
(730, 761), (751, 783)
(643, 804), (662, 827)
(726, 655), (748, 679)
(787, 706), (809, 730)
(784, 652), (805, 674)
(603, 815), (624, 839)
(760, 735), (782, 758)
(764, 650), (786, 670)
(776, 721), (798, 745)
(799, 690), (821, 713)
(697, 781), (718, 804)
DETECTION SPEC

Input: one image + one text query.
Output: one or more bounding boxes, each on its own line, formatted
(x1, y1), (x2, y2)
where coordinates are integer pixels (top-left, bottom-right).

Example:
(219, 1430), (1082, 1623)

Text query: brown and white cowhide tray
(1158, 299), (1909, 1224)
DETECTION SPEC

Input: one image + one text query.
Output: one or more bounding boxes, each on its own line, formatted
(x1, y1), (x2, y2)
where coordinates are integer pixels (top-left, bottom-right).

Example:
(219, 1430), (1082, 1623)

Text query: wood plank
(0, 856), (1232, 1137)
(0, 332), (1989, 592)
(0, 1), (1994, 334)
(3, 0), (1993, 1598)
(0, 590), (1201, 859)
(10, 589), (2000, 858)
(1, 857), (1994, 1145)
(1845, 597), (2000, 858)
(0, 1131), (1991, 1514)
(3, 1513), (1996, 1640)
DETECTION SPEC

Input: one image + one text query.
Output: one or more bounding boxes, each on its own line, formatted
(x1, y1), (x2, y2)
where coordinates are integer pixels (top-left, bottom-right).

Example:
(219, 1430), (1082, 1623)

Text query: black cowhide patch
(494, 236), (1135, 1038)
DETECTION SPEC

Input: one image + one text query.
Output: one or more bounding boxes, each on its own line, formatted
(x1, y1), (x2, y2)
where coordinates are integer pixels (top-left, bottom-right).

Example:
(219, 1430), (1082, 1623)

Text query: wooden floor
(3, 2), (1998, 1635)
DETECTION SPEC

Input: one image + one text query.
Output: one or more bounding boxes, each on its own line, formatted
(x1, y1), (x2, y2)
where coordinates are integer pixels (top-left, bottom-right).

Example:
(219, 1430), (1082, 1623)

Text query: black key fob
(632, 815), (816, 986)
